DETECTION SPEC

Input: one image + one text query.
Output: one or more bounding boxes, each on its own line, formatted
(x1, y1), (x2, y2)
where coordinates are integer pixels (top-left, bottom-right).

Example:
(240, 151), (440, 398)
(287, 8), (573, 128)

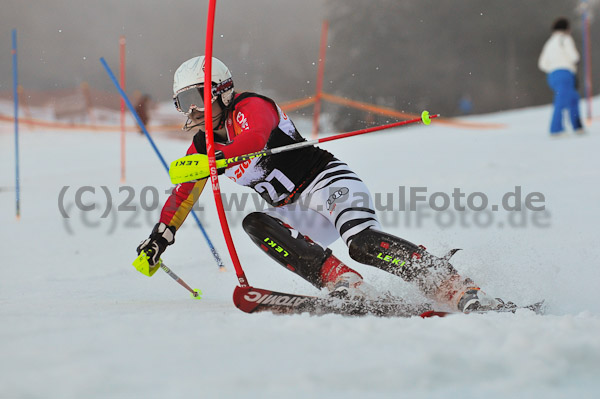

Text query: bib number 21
(255, 169), (295, 204)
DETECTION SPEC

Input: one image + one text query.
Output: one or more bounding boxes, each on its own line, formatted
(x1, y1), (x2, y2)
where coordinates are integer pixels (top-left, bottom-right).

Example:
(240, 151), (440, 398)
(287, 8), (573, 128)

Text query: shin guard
(348, 229), (459, 297)
(242, 212), (330, 288)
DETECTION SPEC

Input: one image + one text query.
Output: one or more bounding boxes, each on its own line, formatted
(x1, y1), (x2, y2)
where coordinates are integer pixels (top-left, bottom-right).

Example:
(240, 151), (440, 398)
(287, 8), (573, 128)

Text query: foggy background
(1, 0), (598, 130)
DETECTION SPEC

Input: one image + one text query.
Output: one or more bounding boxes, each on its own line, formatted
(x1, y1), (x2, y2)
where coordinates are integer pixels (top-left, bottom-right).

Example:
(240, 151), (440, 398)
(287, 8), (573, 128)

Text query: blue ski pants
(547, 69), (582, 134)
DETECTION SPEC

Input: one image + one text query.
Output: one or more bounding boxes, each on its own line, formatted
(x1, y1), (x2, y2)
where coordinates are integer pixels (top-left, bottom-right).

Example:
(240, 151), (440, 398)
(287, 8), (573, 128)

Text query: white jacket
(538, 31), (580, 74)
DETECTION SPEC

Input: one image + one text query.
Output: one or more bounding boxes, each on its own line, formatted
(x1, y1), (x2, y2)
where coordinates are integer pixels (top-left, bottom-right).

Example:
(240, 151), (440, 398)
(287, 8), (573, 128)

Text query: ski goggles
(173, 78), (233, 114)
(173, 85), (207, 115)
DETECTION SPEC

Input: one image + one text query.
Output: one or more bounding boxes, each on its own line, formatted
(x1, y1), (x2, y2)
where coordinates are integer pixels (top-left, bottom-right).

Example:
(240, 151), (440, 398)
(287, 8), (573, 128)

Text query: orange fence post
(17, 85), (34, 131)
(312, 20), (328, 139)
(81, 82), (97, 129)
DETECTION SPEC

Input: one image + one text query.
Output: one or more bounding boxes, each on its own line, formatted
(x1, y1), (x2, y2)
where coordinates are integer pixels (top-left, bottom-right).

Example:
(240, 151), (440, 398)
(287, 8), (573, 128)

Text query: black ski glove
(136, 222), (176, 266)
(193, 132), (227, 174)
(213, 150), (227, 175)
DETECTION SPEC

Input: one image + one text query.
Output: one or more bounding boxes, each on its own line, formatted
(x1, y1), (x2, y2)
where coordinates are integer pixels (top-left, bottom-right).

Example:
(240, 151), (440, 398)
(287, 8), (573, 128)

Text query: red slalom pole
(204, 0), (249, 287)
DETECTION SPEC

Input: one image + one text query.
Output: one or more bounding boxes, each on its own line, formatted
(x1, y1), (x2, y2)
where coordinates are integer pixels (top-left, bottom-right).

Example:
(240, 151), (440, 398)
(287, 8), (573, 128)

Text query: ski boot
(456, 289), (519, 313)
(320, 254), (368, 300)
(456, 288), (499, 313)
(348, 228), (513, 312)
(433, 273), (503, 313)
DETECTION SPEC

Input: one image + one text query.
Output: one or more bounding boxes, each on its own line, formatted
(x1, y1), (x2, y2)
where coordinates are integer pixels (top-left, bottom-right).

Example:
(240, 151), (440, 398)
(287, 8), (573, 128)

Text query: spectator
(135, 94), (151, 134)
(538, 17), (584, 136)
(459, 94), (473, 115)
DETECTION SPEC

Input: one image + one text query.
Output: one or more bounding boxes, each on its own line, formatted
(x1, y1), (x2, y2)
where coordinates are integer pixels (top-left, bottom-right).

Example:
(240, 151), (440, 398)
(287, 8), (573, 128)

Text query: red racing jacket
(160, 92), (333, 230)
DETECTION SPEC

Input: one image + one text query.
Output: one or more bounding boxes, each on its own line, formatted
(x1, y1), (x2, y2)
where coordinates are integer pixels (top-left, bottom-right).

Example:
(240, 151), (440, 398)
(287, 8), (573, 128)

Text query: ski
(469, 300), (546, 315)
(233, 286), (446, 318)
(233, 286), (545, 318)
(420, 300), (546, 317)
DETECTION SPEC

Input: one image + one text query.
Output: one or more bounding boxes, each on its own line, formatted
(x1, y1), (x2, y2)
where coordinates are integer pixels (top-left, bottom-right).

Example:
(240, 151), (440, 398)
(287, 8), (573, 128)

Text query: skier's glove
(213, 151), (227, 175)
(136, 222), (176, 267)
(192, 133), (227, 175)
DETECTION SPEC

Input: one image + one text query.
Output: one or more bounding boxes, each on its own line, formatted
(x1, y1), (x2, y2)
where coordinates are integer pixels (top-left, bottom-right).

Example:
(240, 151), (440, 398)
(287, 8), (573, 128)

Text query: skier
(136, 55), (502, 313)
(538, 17), (584, 135)
(135, 94), (152, 135)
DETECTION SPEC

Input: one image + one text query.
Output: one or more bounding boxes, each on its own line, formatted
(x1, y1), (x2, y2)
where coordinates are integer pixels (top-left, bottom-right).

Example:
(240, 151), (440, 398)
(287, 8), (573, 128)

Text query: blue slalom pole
(100, 57), (225, 269)
(12, 29), (20, 219)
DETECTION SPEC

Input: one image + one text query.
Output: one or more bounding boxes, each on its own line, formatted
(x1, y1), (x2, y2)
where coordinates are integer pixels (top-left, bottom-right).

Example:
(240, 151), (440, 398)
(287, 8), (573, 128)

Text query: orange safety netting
(319, 92), (506, 130)
(276, 92), (506, 130)
(1, 89), (506, 132)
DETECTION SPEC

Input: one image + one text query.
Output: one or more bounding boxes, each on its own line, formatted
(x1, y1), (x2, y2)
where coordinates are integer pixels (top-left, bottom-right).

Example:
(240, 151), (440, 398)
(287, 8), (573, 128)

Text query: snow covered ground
(1, 101), (600, 398)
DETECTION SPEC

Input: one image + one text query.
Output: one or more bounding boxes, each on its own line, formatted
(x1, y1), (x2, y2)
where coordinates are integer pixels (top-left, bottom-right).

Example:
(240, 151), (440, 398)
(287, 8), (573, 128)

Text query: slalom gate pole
(12, 29), (20, 220)
(221, 112), (438, 168)
(119, 36), (126, 182)
(582, 2), (593, 122)
(204, 0), (249, 287)
(99, 57), (226, 270)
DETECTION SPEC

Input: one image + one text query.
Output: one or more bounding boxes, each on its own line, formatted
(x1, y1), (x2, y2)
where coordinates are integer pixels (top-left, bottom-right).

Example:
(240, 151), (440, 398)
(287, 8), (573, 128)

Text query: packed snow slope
(1, 101), (600, 398)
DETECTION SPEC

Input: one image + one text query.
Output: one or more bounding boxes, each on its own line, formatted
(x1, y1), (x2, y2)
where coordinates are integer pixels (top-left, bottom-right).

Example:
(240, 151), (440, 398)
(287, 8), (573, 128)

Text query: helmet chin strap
(182, 109), (227, 140)
(182, 117), (202, 132)
(214, 97), (230, 131)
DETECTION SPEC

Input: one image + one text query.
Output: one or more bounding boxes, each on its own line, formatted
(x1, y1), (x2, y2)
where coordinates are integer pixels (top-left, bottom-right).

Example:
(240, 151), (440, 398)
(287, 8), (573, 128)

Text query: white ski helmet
(173, 56), (234, 113)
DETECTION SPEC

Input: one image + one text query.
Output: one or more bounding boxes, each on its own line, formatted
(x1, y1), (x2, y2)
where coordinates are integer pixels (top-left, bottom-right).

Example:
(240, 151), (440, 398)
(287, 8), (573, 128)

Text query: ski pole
(160, 262), (202, 299)
(133, 252), (202, 299)
(228, 111), (438, 165)
(170, 111), (437, 184)
(100, 57), (225, 270)
(223, 111), (439, 167)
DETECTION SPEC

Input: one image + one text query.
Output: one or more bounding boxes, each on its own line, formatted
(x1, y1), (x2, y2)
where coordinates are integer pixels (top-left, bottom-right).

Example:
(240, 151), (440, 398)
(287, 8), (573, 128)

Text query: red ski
(233, 286), (448, 318)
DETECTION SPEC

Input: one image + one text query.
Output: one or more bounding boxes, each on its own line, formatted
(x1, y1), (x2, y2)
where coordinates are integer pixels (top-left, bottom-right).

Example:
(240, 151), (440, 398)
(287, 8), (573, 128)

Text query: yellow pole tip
(191, 289), (203, 300)
(421, 110), (431, 125)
